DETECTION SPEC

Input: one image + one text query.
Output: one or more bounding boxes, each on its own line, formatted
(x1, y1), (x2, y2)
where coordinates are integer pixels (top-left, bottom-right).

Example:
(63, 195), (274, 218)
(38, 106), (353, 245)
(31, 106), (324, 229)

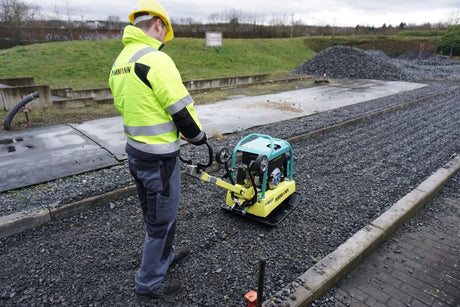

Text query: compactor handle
(180, 141), (214, 172)
(197, 141), (214, 171)
(179, 154), (192, 165)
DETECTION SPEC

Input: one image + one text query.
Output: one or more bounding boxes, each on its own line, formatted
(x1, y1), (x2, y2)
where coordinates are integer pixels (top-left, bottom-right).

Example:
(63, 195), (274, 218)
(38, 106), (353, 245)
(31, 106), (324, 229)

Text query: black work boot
(170, 248), (190, 267)
(135, 279), (182, 299)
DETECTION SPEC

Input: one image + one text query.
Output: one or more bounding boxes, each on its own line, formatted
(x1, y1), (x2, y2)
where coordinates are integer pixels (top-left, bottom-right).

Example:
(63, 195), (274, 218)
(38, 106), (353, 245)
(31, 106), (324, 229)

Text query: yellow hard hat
(129, 0), (174, 42)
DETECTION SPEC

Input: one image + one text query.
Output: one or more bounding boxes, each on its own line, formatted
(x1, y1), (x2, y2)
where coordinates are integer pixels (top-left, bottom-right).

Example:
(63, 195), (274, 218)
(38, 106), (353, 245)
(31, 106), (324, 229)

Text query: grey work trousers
(128, 155), (180, 293)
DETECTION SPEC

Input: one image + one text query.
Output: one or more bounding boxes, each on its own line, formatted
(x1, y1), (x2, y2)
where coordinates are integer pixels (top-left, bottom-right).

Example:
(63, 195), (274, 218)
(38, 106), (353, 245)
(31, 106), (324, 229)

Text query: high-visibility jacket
(109, 25), (206, 159)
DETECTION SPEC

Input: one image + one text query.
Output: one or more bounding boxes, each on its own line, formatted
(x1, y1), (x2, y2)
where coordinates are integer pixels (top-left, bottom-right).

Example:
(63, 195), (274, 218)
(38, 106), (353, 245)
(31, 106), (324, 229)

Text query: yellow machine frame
(182, 134), (301, 226)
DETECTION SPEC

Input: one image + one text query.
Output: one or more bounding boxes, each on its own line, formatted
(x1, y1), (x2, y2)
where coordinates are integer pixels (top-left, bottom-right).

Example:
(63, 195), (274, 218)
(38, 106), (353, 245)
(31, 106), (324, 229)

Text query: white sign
(205, 32), (223, 49)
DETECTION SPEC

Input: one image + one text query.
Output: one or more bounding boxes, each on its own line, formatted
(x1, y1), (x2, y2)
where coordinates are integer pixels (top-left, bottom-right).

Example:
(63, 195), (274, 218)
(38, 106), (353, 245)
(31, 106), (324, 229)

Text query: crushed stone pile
(417, 55), (455, 66)
(293, 46), (410, 81)
(293, 45), (460, 82)
(365, 49), (390, 60)
(397, 50), (433, 60)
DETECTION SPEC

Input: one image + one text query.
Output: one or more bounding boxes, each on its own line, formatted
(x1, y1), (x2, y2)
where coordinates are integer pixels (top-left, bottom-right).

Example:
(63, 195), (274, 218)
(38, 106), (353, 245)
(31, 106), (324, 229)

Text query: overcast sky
(27, 0), (460, 27)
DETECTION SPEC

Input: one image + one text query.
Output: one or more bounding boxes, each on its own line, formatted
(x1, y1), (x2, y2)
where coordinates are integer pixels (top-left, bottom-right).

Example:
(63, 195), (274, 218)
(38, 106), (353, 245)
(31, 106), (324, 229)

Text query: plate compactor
(181, 134), (301, 226)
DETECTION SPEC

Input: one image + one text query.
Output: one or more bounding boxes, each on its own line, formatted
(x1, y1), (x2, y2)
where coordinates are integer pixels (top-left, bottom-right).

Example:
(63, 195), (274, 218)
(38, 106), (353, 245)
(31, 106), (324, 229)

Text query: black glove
(191, 132), (207, 146)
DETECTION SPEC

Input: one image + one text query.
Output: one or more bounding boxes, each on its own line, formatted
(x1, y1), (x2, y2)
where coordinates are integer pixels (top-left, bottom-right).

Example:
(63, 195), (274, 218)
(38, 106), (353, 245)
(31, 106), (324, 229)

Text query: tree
(65, 0), (73, 40)
(437, 25), (460, 56)
(445, 9), (459, 26)
(0, 0), (40, 44)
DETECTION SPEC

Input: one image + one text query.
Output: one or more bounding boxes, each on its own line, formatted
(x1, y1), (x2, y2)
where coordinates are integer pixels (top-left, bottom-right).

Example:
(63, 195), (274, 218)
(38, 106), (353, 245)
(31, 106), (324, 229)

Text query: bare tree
(65, 0), (73, 40)
(52, 4), (61, 22)
(0, 0), (40, 44)
(445, 9), (459, 26)
(107, 15), (121, 30)
(208, 12), (220, 24)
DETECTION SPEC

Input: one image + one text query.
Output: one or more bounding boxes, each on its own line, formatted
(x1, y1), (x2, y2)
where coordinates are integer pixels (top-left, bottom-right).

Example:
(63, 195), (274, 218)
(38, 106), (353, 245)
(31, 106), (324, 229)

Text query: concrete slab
(0, 80), (426, 192)
(73, 80), (424, 156)
(69, 117), (126, 160)
(0, 125), (118, 192)
(197, 80), (425, 135)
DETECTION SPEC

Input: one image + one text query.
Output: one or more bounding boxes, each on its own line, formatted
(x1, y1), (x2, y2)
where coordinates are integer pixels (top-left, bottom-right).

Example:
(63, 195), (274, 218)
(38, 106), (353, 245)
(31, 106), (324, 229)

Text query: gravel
(292, 45), (460, 82)
(1, 47), (459, 306)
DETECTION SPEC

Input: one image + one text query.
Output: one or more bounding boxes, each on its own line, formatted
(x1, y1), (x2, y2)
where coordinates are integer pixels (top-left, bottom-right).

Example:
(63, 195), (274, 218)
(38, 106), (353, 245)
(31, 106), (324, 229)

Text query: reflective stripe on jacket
(109, 25), (205, 157)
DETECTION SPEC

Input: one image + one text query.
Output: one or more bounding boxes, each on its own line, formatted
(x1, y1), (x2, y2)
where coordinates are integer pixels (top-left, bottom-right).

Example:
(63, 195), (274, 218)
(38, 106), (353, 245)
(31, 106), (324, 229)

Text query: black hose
(3, 92), (40, 130)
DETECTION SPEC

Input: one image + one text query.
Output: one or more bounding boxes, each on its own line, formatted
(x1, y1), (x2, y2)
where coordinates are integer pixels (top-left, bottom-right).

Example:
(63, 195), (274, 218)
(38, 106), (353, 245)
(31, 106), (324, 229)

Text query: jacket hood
(122, 25), (164, 50)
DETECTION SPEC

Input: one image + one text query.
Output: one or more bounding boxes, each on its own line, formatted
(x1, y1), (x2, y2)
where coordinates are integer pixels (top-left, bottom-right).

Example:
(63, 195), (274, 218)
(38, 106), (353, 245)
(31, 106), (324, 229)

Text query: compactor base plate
(223, 192), (302, 226)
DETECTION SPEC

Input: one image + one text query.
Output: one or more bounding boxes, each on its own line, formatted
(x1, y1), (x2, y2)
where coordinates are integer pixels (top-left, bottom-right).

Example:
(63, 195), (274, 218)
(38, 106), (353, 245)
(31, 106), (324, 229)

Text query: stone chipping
(292, 45), (460, 82)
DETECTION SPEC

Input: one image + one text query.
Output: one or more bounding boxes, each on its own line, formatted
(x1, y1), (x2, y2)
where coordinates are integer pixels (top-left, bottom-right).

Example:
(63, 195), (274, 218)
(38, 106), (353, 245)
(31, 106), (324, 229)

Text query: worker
(108, 0), (207, 299)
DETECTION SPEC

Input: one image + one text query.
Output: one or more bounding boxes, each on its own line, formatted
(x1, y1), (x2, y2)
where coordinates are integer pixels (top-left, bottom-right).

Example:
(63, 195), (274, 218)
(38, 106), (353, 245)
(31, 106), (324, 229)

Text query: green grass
(0, 37), (315, 90)
(0, 40), (117, 89)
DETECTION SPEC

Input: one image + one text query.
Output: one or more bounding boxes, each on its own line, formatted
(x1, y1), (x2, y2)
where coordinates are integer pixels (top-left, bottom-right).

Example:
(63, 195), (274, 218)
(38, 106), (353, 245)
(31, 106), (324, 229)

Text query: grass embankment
(0, 37), (315, 90)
